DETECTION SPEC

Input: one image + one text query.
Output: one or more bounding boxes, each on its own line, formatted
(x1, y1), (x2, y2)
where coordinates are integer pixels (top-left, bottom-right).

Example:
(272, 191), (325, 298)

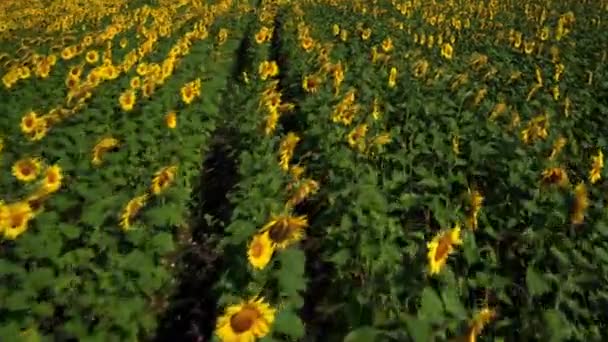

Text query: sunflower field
(1, 0), (608, 341)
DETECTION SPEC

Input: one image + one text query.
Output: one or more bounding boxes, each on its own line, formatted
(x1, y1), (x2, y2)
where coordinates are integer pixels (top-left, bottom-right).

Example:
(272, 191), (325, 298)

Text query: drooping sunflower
(589, 149), (604, 184)
(466, 306), (496, 342)
(571, 182), (589, 225)
(259, 214), (309, 250)
(286, 179), (319, 208)
(151, 165), (178, 195)
(215, 297), (276, 342)
(92, 137), (120, 166)
(427, 224), (463, 275)
(247, 231), (274, 269)
(119, 194), (148, 230)
(12, 158), (42, 182)
(388, 67), (398, 88)
(278, 132), (300, 171)
(541, 167), (569, 187)
(2, 202), (34, 240)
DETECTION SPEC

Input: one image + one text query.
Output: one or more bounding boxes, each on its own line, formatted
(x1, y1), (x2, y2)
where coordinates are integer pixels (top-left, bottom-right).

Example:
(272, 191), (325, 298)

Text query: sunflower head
(215, 298), (276, 342)
(2, 202), (34, 240)
(20, 111), (39, 134)
(427, 224), (462, 275)
(42, 165), (63, 194)
(247, 231), (274, 269)
(165, 111), (177, 129)
(12, 158), (42, 182)
(261, 214), (309, 250)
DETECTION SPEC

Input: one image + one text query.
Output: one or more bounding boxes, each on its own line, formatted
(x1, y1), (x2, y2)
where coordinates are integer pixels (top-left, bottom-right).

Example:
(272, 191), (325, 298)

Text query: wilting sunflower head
(541, 167), (569, 187)
(247, 231), (274, 269)
(215, 297), (276, 342)
(261, 214), (309, 250)
(120, 194), (148, 230)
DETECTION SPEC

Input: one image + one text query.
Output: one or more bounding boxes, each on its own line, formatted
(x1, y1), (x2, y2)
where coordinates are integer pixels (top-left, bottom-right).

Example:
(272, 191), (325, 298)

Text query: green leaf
(344, 326), (380, 342)
(151, 232), (175, 254)
(526, 266), (551, 297)
(543, 309), (572, 341)
(419, 287), (444, 323)
(440, 286), (467, 319)
(462, 232), (479, 265)
(329, 249), (350, 267)
(276, 248), (306, 298)
(273, 309), (305, 339)
(404, 315), (431, 342)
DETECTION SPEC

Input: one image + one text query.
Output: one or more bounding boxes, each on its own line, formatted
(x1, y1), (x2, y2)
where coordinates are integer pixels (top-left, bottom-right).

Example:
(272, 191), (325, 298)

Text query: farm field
(1, 0), (608, 341)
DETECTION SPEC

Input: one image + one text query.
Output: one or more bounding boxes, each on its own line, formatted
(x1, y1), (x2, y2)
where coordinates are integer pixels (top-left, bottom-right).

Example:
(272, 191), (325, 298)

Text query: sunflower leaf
(440, 286), (467, 319)
(403, 315), (431, 342)
(526, 266), (551, 297)
(273, 309), (305, 339)
(343, 326), (380, 342)
(419, 287), (444, 323)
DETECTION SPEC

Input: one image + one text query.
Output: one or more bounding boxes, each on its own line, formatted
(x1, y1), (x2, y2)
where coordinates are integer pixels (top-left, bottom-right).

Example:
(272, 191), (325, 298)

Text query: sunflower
(300, 36), (315, 52)
(302, 74), (321, 93)
(20, 111), (39, 134)
(119, 89), (136, 112)
(41, 165), (63, 194)
(180, 84), (196, 104)
(260, 214), (309, 250)
(215, 297), (276, 342)
(85, 50), (99, 64)
(12, 158), (42, 182)
(142, 81), (156, 98)
(381, 37), (393, 52)
(151, 165), (178, 195)
(92, 137), (120, 166)
(26, 190), (48, 215)
(278, 132), (300, 171)
(286, 179), (319, 208)
(61, 46), (76, 60)
(441, 43), (454, 60)
(258, 60), (279, 81)
(255, 26), (272, 44)
(2, 202), (34, 240)
(467, 306), (496, 342)
(264, 107), (280, 136)
(571, 182), (588, 225)
(130, 76), (142, 89)
(466, 189), (484, 230)
(427, 224), (463, 275)
(347, 123), (368, 151)
(119, 194), (148, 230)
(247, 231), (274, 269)
(589, 149), (604, 184)
(361, 28), (372, 40)
(388, 67), (397, 88)
(541, 167), (569, 187)
(165, 111), (177, 129)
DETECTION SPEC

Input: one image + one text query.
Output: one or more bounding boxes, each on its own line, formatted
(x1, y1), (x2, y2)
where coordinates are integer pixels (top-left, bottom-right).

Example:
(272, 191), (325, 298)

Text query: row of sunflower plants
(209, 1), (313, 341)
(0, 0), (241, 340)
(273, 0), (608, 341)
(275, 2), (414, 340)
